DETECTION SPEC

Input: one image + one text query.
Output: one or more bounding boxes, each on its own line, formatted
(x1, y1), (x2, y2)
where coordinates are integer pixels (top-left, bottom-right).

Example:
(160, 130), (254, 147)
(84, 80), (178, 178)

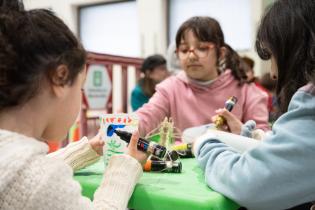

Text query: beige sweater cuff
(47, 137), (100, 171)
(93, 154), (143, 210)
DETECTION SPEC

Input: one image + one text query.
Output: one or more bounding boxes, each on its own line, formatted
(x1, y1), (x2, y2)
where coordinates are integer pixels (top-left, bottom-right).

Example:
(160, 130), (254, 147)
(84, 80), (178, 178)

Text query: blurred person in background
(131, 54), (169, 111)
(242, 56), (257, 83)
(260, 72), (279, 123)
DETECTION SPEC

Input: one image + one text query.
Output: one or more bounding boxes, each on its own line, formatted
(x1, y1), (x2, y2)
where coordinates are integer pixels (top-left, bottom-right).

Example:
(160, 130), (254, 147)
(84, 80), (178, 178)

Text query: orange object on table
(47, 141), (60, 153)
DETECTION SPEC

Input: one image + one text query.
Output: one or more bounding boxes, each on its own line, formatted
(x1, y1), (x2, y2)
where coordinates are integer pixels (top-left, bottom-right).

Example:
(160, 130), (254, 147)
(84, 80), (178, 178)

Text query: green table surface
(74, 158), (239, 210)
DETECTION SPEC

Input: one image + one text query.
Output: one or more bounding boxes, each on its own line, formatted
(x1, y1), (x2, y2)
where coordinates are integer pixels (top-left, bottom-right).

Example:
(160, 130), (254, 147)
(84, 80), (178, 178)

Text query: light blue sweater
(195, 83), (315, 210)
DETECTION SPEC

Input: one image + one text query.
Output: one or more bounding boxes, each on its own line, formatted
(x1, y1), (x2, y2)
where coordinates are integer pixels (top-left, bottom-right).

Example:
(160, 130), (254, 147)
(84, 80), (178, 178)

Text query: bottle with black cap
(109, 125), (167, 159)
(144, 160), (182, 173)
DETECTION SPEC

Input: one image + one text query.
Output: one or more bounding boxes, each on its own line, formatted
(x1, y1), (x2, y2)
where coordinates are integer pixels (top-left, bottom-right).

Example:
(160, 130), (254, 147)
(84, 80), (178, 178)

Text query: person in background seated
(260, 72), (279, 123)
(242, 56), (257, 83)
(241, 56), (267, 91)
(131, 54), (169, 111)
(241, 56), (274, 114)
(136, 16), (269, 138)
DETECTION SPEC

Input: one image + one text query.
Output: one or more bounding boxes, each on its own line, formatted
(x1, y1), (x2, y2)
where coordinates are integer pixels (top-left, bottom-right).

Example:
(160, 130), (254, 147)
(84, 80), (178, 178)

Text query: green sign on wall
(93, 71), (102, 87)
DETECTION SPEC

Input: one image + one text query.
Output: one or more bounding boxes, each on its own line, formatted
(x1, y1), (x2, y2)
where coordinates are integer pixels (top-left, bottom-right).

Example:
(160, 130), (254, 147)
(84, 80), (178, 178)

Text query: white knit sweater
(0, 129), (142, 210)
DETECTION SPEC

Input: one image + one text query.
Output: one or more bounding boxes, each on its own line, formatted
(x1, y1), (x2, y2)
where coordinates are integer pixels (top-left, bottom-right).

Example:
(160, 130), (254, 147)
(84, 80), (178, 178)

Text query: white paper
(200, 130), (261, 153)
(99, 113), (138, 168)
(183, 124), (261, 153)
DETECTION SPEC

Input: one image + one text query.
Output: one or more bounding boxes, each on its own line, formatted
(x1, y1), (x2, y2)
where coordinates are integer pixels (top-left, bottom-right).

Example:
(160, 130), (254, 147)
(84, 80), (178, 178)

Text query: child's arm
(193, 92), (315, 210)
(213, 109), (266, 140)
(136, 86), (171, 137)
(47, 133), (103, 171)
(26, 153), (142, 210)
(93, 131), (148, 209)
(93, 154), (142, 209)
(35, 132), (146, 210)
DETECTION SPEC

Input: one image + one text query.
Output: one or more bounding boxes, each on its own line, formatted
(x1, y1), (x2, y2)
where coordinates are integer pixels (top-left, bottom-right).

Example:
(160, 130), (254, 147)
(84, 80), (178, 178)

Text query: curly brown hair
(0, 0), (86, 110)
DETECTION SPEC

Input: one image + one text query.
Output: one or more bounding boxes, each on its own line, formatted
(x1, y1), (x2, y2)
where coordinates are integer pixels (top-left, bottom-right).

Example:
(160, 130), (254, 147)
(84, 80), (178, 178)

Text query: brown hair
(139, 54), (166, 97)
(242, 56), (255, 69)
(175, 16), (247, 84)
(256, 0), (315, 113)
(0, 0), (86, 110)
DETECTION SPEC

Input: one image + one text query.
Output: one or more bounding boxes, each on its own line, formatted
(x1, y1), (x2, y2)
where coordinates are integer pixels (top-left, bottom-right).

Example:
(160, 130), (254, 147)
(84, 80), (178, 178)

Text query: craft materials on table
(100, 113), (138, 168)
(144, 159), (182, 173)
(110, 127), (182, 173)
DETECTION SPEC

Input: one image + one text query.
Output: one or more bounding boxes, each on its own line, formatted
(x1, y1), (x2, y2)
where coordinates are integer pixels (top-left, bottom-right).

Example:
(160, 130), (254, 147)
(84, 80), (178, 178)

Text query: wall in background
(169, 0), (252, 51)
(24, 0), (272, 76)
(79, 1), (141, 57)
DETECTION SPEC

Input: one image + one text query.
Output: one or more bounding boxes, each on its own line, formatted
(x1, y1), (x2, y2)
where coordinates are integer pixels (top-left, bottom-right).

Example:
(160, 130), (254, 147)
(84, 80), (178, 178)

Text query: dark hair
(242, 56), (255, 69)
(0, 0), (86, 110)
(175, 16), (246, 84)
(141, 54), (166, 73)
(260, 73), (277, 92)
(256, 0), (315, 113)
(139, 54), (166, 97)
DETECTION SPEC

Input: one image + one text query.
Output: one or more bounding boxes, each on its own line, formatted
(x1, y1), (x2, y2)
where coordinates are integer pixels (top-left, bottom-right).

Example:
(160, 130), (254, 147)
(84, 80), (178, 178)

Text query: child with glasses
(136, 16), (269, 138)
(194, 0), (315, 209)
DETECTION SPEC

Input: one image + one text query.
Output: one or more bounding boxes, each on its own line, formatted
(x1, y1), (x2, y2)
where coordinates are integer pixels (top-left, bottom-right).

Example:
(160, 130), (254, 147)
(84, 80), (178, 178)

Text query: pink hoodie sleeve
(135, 86), (171, 137)
(243, 84), (270, 131)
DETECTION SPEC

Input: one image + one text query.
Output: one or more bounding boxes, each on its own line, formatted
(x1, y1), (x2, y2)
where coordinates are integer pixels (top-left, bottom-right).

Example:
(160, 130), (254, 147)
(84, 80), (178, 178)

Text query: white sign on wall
(84, 64), (111, 109)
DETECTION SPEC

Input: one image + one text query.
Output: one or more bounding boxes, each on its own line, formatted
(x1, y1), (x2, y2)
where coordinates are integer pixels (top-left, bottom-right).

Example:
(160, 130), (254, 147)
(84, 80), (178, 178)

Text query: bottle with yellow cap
(171, 143), (194, 158)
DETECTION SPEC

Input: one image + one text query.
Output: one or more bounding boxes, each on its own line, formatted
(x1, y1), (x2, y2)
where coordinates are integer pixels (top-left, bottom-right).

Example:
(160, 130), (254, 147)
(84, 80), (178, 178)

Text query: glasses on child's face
(176, 43), (215, 60)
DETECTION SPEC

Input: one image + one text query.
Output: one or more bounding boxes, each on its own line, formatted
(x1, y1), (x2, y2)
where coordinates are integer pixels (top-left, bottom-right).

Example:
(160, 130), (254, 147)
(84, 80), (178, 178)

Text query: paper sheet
(182, 124), (261, 153)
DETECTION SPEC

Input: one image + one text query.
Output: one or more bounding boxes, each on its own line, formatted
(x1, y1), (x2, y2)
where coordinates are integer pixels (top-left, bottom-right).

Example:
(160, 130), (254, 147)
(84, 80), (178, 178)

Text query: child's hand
(212, 109), (243, 134)
(127, 130), (149, 166)
(89, 131), (105, 156)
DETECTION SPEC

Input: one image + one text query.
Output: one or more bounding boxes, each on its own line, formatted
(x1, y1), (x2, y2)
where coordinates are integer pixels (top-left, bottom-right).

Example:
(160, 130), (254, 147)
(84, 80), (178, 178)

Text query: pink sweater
(136, 70), (269, 137)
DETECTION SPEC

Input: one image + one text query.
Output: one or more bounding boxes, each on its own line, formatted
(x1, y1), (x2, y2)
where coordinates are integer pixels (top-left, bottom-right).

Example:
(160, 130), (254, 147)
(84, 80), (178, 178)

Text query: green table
(74, 158), (239, 210)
